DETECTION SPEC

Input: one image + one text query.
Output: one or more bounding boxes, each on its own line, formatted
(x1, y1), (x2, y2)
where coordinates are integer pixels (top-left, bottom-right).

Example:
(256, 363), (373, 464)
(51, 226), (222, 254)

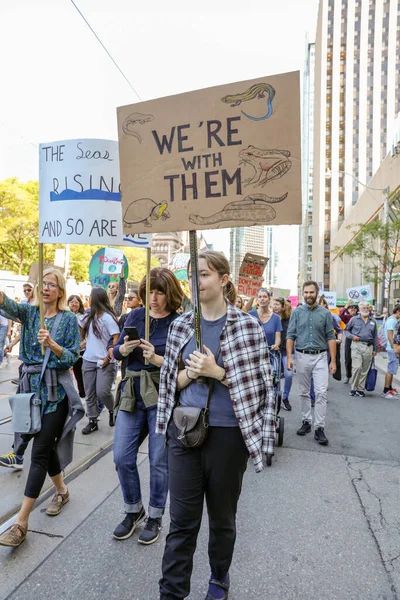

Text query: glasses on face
(43, 282), (58, 289)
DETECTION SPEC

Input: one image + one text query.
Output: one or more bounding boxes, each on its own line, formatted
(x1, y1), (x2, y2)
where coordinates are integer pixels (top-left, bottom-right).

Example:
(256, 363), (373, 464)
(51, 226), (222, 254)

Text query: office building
(230, 226), (266, 284)
(311, 0), (400, 289)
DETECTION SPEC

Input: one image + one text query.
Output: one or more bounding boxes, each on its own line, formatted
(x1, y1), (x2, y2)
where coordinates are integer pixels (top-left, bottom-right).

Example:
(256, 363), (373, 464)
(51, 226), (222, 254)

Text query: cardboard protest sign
(270, 286), (290, 298)
(346, 285), (373, 302)
(237, 253), (268, 296)
(102, 248), (124, 275)
(171, 253), (190, 281)
(28, 262), (64, 285)
(117, 71), (301, 234)
(39, 138), (152, 247)
(321, 291), (337, 309)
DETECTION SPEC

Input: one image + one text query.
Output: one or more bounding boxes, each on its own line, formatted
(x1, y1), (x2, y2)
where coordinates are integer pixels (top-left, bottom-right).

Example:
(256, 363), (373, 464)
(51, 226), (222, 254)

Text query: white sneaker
(0, 363), (3, 370)
(5, 356), (10, 366)
(381, 391), (397, 399)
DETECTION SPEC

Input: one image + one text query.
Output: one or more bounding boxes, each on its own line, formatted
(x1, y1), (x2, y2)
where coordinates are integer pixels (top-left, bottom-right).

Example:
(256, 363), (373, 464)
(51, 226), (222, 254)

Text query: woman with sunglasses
(112, 268), (183, 545)
(157, 251), (275, 600)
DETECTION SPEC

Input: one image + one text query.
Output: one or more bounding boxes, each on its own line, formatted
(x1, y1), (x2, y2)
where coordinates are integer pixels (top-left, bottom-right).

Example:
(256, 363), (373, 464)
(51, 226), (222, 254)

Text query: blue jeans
(0, 325), (8, 363)
(113, 398), (168, 518)
(281, 353), (293, 400)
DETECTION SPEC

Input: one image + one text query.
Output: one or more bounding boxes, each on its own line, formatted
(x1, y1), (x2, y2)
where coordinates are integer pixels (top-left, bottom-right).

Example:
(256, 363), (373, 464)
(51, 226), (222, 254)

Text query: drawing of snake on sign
(122, 112), (154, 143)
(221, 83), (275, 121)
(189, 193), (287, 227)
(239, 146), (292, 188)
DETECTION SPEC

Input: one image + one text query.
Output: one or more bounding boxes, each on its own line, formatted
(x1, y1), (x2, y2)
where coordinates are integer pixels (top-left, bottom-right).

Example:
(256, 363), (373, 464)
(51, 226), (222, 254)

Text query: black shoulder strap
(37, 311), (64, 388)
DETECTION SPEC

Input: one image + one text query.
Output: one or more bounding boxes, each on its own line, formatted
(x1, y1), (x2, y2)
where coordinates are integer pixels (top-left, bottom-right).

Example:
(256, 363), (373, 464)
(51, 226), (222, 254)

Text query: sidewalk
(0, 356), (119, 526)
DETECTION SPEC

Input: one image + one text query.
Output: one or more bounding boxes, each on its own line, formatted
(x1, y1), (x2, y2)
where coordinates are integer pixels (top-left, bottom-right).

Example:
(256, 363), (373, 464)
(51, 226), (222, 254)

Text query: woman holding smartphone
(112, 268), (183, 545)
(157, 251), (275, 600)
(79, 288), (120, 434)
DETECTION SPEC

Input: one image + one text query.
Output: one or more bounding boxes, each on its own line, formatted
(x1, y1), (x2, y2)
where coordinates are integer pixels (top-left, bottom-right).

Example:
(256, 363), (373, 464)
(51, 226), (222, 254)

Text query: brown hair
(139, 267), (183, 313)
(192, 250), (235, 304)
(33, 268), (68, 311)
(303, 280), (319, 293)
(319, 295), (329, 309)
(273, 296), (292, 320)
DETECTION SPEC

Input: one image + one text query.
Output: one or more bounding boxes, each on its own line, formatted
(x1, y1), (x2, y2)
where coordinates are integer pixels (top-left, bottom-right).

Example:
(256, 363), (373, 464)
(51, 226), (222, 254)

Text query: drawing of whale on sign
(117, 70), (301, 235)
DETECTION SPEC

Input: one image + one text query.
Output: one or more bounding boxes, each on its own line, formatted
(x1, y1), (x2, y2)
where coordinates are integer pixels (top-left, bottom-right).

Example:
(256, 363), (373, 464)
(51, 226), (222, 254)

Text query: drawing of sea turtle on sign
(189, 193), (287, 228)
(221, 83), (276, 121)
(123, 198), (170, 228)
(239, 146), (292, 188)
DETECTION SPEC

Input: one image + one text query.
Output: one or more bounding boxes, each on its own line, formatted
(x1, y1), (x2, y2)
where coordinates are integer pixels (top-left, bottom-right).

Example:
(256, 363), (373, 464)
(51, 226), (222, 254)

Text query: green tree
(334, 218), (400, 304)
(0, 178), (40, 274)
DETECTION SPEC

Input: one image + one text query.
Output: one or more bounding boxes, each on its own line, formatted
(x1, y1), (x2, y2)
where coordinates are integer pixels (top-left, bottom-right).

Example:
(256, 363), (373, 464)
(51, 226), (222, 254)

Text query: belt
(296, 349), (326, 355)
(357, 341), (373, 346)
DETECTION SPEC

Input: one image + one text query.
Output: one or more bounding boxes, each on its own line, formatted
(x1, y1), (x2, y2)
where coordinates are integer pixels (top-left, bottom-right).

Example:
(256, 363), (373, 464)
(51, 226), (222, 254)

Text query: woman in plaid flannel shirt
(157, 251), (275, 600)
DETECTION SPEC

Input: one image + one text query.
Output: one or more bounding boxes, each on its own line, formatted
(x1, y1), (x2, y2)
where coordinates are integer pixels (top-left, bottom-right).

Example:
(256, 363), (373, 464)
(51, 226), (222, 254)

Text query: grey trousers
(350, 342), (373, 392)
(82, 359), (117, 418)
(296, 350), (329, 429)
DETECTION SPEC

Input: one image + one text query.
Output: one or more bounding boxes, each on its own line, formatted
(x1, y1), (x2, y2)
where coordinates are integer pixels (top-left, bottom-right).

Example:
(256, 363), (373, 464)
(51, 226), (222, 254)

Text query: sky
(0, 0), (319, 292)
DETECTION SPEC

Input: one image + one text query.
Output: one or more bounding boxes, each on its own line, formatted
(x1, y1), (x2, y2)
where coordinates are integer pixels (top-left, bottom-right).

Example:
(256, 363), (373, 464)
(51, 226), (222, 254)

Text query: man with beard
(286, 281), (336, 445)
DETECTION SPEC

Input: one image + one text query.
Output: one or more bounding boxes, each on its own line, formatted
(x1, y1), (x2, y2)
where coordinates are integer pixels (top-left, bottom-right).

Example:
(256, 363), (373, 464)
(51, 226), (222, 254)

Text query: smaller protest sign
(89, 248), (129, 288)
(237, 253), (268, 297)
(321, 291), (337, 309)
(171, 253), (190, 281)
(28, 262), (64, 285)
(270, 286), (290, 298)
(102, 248), (124, 275)
(289, 295), (299, 307)
(346, 285), (373, 302)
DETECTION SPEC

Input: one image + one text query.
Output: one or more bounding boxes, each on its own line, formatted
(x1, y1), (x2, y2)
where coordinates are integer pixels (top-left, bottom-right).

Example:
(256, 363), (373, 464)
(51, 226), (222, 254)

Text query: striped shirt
(156, 302), (276, 472)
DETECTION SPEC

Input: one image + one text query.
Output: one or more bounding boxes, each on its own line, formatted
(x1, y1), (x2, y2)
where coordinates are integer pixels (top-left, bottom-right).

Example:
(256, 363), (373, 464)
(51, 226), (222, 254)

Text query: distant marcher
(112, 268), (183, 545)
(80, 288), (120, 433)
(345, 302), (377, 397)
(68, 295), (86, 399)
(0, 314), (11, 369)
(286, 281), (336, 445)
(248, 288), (282, 349)
(118, 290), (143, 331)
(0, 269), (82, 547)
(273, 297), (293, 411)
(382, 305), (400, 398)
(20, 282), (35, 305)
(339, 301), (359, 384)
(107, 272), (126, 318)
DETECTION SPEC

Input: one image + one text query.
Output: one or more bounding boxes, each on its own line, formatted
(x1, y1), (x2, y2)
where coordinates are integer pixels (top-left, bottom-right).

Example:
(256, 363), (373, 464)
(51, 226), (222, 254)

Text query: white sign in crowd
(39, 139), (152, 248)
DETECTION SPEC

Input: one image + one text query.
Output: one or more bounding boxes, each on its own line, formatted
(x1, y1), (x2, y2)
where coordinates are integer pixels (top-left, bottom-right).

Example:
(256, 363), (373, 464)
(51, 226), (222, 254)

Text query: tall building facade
(230, 226), (266, 283)
(299, 40), (316, 285)
(312, 0), (400, 290)
(264, 227), (278, 287)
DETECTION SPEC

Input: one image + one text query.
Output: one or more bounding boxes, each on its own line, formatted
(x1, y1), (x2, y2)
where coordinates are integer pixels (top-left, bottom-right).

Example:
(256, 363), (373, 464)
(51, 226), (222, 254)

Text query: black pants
(159, 422), (249, 600)
(73, 356), (86, 398)
(345, 337), (352, 379)
(24, 398), (69, 499)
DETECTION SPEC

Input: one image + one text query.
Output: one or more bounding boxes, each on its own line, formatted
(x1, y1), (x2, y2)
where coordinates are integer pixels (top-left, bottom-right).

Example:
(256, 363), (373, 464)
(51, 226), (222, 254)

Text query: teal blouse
(2, 295), (80, 415)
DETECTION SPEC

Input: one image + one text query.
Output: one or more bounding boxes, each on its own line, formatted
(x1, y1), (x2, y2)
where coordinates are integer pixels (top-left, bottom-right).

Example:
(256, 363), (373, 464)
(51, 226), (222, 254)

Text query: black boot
(109, 410), (115, 427)
(82, 418), (98, 435)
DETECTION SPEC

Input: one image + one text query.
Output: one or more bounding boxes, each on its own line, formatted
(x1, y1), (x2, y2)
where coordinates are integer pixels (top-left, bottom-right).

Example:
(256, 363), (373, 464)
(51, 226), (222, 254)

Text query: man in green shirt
(286, 281), (337, 445)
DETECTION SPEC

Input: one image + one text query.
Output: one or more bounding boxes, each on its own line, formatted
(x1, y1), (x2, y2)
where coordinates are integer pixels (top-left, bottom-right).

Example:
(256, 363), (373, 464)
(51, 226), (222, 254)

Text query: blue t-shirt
(179, 314), (237, 427)
(385, 315), (399, 351)
(248, 309), (282, 347)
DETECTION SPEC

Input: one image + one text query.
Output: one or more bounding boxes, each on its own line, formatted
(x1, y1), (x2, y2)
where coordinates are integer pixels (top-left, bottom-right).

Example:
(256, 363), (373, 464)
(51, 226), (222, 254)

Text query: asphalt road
(1, 356), (400, 600)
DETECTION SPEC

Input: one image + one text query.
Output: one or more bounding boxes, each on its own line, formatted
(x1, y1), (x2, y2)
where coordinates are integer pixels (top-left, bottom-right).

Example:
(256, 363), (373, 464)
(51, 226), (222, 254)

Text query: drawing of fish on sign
(239, 146), (292, 188)
(123, 198), (170, 228)
(121, 112), (154, 143)
(221, 83), (275, 121)
(189, 193), (287, 227)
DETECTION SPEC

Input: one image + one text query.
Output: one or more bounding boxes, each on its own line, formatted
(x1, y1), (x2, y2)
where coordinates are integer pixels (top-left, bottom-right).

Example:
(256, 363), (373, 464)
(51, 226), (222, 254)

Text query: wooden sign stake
(38, 243), (45, 355)
(144, 247), (151, 365)
(189, 230), (207, 384)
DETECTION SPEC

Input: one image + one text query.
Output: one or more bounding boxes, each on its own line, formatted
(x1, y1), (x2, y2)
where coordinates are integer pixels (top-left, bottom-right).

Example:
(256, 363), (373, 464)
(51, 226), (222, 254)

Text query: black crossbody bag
(173, 347), (221, 448)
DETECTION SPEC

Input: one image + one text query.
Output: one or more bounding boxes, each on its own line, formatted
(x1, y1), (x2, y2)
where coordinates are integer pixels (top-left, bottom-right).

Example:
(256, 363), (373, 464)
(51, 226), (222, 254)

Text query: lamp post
(325, 169), (390, 311)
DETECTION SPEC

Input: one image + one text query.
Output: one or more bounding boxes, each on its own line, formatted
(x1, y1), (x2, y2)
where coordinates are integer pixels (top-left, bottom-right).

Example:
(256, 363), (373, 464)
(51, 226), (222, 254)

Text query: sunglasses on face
(127, 296), (136, 301)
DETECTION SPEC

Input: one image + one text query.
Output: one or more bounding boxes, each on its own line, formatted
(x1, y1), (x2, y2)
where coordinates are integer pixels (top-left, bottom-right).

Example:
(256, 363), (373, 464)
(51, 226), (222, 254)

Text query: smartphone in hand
(124, 327), (140, 341)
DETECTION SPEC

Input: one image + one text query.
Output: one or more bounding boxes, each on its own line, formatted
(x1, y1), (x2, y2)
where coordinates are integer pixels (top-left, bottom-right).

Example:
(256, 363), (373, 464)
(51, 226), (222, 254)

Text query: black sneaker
(349, 390), (356, 397)
(296, 421), (312, 436)
(109, 410), (115, 427)
(82, 419), (98, 435)
(355, 390), (366, 397)
(282, 399), (292, 411)
(113, 507), (146, 540)
(311, 402), (315, 408)
(138, 517), (162, 545)
(314, 427), (329, 445)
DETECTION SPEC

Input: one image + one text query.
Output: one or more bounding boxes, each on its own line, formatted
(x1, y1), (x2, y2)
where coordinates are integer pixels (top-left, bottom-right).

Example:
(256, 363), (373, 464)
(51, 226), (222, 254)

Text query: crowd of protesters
(0, 255), (398, 600)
